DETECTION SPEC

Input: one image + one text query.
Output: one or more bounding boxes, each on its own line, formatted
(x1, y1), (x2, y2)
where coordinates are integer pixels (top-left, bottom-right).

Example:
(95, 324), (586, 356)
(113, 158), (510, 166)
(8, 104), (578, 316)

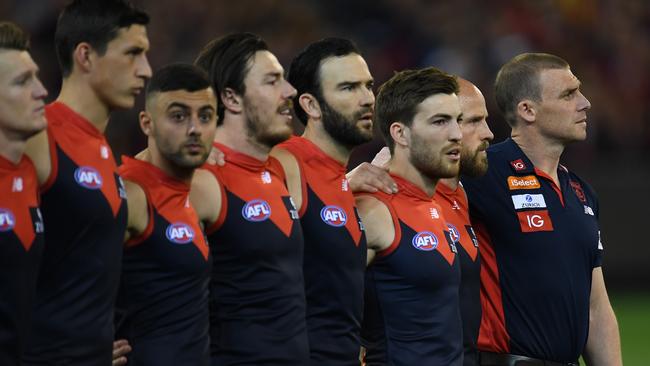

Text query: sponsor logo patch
(412, 231), (438, 251)
(516, 210), (554, 232)
(165, 222), (194, 244)
(320, 205), (347, 227)
(0, 208), (16, 232)
(510, 159), (527, 171)
(507, 175), (540, 190)
(584, 205), (595, 216)
(511, 194), (546, 209)
(242, 199), (271, 222)
(74, 166), (103, 189)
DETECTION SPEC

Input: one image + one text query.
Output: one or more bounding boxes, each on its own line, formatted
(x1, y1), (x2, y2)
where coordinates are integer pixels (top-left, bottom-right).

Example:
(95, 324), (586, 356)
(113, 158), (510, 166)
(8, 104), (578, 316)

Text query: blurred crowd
(5, 0), (650, 160)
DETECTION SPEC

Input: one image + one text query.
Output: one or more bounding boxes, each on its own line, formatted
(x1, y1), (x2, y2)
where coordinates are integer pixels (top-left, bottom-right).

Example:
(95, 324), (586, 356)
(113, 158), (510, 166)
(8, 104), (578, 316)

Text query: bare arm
(24, 129), (51, 185)
(190, 169), (222, 229)
(355, 195), (394, 266)
(583, 267), (622, 366)
(270, 147), (303, 210)
(123, 180), (149, 243)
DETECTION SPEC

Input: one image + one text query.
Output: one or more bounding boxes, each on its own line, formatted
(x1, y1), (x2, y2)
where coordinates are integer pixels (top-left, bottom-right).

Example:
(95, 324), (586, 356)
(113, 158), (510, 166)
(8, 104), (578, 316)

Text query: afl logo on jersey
(74, 166), (103, 189)
(242, 199), (271, 222)
(447, 223), (461, 243)
(412, 231), (438, 251)
(320, 205), (347, 227)
(165, 222), (195, 244)
(0, 208), (16, 232)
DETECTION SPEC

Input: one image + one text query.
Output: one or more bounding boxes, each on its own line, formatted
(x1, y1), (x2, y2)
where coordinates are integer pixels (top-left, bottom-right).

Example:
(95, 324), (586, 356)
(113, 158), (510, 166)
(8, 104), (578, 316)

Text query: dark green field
(579, 293), (650, 365)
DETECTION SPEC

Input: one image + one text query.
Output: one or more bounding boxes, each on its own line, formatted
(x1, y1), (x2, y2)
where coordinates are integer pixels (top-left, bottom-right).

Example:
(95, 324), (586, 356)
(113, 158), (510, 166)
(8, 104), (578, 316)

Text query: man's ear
(139, 111), (153, 136)
(298, 93), (321, 121)
(221, 87), (243, 114)
(72, 42), (94, 74)
(389, 122), (410, 148)
(516, 99), (537, 124)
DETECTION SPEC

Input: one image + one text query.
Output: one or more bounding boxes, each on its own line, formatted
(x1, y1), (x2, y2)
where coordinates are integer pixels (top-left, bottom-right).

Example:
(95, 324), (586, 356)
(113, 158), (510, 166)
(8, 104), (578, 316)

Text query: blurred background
(5, 0), (649, 363)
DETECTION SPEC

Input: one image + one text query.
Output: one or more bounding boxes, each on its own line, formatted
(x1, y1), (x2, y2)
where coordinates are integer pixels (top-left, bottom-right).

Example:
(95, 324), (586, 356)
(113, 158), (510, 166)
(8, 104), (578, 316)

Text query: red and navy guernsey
(0, 155), (44, 366)
(203, 142), (309, 365)
(461, 138), (603, 363)
(360, 174), (462, 366)
(435, 181), (481, 366)
(23, 102), (128, 366)
(116, 157), (210, 366)
(278, 136), (367, 366)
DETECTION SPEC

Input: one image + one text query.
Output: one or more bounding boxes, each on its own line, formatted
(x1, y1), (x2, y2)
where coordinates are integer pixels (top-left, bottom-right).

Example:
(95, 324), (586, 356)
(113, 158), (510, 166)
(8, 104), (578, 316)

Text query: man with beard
(114, 64), (216, 366)
(359, 77), (493, 366)
(0, 22), (47, 366)
(269, 38), (373, 365)
(435, 78), (493, 366)
(356, 67), (463, 365)
(192, 33), (309, 365)
(462, 53), (621, 365)
(23, 1), (152, 364)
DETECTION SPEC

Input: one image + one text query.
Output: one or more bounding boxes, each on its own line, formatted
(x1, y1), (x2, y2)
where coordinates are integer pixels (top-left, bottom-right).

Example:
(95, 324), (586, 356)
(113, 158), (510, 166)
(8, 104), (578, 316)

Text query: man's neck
(214, 116), (271, 161)
(302, 121), (352, 165)
(57, 76), (111, 133)
(439, 176), (459, 191)
(0, 132), (26, 164)
(388, 151), (438, 198)
(512, 129), (564, 184)
(138, 147), (194, 185)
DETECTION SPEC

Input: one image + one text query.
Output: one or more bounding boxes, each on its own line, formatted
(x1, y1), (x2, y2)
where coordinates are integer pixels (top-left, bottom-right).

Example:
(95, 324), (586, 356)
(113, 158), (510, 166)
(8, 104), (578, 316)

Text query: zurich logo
(320, 205), (347, 227)
(447, 223), (461, 243)
(0, 208), (16, 232)
(165, 222), (195, 244)
(74, 166), (103, 189)
(525, 194), (533, 202)
(412, 231), (438, 251)
(242, 199), (271, 222)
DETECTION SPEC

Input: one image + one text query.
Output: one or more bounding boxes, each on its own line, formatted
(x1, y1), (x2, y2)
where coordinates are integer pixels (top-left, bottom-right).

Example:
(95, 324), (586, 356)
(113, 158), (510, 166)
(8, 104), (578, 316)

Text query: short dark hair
(0, 22), (30, 51)
(287, 37), (360, 125)
(55, 0), (149, 77)
(146, 63), (211, 98)
(194, 32), (268, 125)
(376, 67), (458, 152)
(494, 53), (569, 127)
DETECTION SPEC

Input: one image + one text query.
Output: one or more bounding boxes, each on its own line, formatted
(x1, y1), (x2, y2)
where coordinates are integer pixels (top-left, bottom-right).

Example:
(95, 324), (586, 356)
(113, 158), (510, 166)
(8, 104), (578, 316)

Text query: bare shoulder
(355, 195), (395, 252)
(24, 129), (51, 185)
(270, 146), (303, 208)
(190, 168), (222, 227)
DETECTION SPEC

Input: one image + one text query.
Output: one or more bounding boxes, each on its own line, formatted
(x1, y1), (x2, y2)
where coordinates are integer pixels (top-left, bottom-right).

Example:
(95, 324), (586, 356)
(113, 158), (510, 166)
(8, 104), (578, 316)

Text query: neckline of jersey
(47, 101), (104, 139)
(121, 156), (190, 192)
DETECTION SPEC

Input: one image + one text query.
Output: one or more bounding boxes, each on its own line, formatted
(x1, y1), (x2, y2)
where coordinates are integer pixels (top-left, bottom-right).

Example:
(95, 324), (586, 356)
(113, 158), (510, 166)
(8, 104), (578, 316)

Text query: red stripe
(475, 220), (510, 353)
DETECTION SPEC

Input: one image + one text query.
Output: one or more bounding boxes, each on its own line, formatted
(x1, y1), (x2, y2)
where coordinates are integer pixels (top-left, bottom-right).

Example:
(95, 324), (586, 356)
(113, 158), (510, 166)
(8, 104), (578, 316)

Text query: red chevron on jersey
(43, 102), (123, 217)
(0, 156), (41, 250)
(278, 136), (363, 246)
(119, 157), (208, 260)
(206, 143), (295, 237)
